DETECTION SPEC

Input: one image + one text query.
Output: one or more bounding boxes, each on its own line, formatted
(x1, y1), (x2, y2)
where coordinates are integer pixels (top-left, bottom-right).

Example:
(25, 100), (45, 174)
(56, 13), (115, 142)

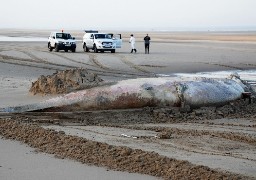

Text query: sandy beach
(0, 29), (256, 179)
(1, 30), (256, 108)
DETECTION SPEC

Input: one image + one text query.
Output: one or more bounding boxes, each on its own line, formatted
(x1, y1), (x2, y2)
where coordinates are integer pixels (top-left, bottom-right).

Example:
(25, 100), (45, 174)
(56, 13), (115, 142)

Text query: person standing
(129, 34), (137, 53)
(144, 34), (151, 54)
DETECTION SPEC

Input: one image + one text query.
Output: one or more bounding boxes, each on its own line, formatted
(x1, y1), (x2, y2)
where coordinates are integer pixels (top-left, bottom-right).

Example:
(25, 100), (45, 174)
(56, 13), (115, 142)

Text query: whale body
(1, 76), (246, 113)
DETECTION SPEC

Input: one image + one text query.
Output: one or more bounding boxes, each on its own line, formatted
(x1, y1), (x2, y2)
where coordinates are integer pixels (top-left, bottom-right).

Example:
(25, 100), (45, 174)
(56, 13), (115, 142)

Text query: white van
(82, 31), (122, 53)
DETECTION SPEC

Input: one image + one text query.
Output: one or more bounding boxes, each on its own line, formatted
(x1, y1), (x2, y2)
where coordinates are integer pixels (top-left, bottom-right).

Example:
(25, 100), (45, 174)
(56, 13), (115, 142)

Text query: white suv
(48, 32), (76, 52)
(82, 31), (122, 53)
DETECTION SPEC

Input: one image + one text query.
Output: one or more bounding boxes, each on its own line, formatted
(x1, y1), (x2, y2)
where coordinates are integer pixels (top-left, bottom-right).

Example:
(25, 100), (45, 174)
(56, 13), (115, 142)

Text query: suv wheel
(48, 43), (53, 52)
(83, 43), (89, 52)
(93, 45), (98, 53)
(71, 48), (76, 53)
(111, 49), (115, 53)
(55, 44), (59, 52)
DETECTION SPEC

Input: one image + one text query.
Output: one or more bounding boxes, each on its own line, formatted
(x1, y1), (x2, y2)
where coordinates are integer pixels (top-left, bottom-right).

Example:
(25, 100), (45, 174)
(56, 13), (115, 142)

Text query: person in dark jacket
(144, 34), (151, 54)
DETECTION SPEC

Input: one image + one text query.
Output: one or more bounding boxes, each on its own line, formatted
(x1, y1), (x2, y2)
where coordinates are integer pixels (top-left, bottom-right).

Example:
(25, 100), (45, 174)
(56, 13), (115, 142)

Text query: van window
(95, 34), (111, 39)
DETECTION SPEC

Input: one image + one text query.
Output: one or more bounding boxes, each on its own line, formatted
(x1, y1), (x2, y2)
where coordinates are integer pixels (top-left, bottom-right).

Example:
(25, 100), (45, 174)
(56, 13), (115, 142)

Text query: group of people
(129, 34), (151, 54)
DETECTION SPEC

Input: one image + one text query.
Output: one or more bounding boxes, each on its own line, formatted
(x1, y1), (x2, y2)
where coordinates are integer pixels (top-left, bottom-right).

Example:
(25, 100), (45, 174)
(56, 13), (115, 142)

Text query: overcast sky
(1, 0), (256, 31)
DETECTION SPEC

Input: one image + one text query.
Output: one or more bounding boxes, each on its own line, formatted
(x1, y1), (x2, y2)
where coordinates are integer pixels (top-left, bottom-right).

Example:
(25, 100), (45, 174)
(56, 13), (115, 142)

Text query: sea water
(0, 35), (47, 42)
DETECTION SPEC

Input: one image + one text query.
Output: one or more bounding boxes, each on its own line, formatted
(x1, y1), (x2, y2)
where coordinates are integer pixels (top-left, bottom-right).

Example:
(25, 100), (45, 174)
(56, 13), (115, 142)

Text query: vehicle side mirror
(73, 37), (75, 40)
(53, 36), (55, 39)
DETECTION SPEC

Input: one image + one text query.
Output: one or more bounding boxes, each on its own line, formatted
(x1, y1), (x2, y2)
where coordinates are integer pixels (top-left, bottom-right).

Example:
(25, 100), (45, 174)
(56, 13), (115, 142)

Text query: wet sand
(0, 138), (157, 180)
(0, 29), (256, 179)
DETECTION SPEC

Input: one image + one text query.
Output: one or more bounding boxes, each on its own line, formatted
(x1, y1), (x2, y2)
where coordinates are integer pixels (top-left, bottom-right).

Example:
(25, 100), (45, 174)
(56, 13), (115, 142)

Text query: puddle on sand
(0, 35), (47, 42)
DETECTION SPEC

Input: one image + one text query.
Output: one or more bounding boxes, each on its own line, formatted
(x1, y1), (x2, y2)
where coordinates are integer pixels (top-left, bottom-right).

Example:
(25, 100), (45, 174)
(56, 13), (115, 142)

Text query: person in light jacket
(129, 34), (137, 53)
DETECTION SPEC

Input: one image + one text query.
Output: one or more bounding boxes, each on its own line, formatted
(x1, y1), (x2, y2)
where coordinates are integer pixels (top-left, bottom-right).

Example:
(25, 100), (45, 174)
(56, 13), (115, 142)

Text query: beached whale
(0, 75), (247, 113)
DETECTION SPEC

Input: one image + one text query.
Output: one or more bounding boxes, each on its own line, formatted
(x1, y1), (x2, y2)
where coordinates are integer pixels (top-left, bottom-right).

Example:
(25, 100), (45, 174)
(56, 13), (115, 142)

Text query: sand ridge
(0, 119), (248, 180)
(29, 68), (103, 95)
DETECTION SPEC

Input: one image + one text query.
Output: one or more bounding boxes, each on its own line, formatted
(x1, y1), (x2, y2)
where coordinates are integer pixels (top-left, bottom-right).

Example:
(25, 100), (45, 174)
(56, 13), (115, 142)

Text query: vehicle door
(87, 34), (95, 48)
(50, 33), (56, 47)
(110, 34), (122, 48)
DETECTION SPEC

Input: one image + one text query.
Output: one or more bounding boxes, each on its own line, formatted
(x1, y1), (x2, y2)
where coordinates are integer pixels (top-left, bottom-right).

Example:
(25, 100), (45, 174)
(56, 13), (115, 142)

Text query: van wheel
(48, 43), (53, 51)
(65, 49), (68, 52)
(55, 44), (59, 52)
(83, 44), (89, 52)
(93, 45), (98, 53)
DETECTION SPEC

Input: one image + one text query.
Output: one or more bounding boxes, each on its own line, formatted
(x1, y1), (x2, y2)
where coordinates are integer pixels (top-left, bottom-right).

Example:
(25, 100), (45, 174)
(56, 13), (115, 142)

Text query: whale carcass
(0, 74), (248, 113)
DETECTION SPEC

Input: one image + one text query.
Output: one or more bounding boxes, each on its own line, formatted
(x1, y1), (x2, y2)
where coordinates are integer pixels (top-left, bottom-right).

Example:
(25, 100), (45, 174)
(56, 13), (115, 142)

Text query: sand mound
(29, 68), (103, 95)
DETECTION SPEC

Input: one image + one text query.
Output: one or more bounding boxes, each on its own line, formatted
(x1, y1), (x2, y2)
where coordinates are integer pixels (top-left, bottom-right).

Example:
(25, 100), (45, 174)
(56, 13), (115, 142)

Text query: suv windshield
(56, 33), (72, 39)
(95, 34), (111, 39)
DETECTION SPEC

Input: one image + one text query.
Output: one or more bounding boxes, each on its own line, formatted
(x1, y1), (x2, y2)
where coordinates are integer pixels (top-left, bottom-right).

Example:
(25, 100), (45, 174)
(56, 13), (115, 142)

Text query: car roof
(85, 33), (108, 35)
(84, 30), (98, 33)
(52, 32), (71, 34)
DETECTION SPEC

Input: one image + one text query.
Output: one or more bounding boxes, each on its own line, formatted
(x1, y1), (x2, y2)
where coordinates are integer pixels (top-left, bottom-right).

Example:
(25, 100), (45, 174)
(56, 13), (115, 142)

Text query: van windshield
(95, 34), (111, 39)
(56, 33), (72, 40)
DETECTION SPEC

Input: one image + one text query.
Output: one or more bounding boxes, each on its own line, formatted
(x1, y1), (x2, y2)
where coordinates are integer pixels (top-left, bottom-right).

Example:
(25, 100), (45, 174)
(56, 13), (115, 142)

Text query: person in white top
(129, 34), (137, 53)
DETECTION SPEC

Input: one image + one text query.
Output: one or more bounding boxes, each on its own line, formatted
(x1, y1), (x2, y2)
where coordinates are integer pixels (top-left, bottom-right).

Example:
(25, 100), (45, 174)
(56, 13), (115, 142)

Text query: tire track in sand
(198, 62), (244, 70)
(88, 53), (112, 70)
(39, 51), (146, 78)
(117, 54), (157, 77)
(22, 51), (77, 69)
(0, 53), (62, 70)
(51, 52), (97, 68)
(87, 53), (156, 78)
